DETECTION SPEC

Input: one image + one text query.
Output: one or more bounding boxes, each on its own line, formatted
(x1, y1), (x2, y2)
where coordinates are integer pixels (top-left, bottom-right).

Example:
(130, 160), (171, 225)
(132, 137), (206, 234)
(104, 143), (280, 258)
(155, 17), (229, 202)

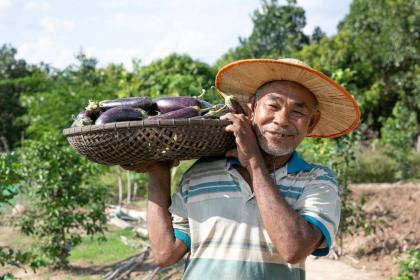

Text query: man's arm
(221, 113), (323, 264)
(125, 163), (188, 266)
(247, 159), (323, 263)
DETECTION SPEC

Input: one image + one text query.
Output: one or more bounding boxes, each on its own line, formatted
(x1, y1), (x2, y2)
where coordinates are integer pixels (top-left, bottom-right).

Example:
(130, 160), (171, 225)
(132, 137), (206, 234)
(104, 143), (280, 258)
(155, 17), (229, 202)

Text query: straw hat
(215, 58), (360, 138)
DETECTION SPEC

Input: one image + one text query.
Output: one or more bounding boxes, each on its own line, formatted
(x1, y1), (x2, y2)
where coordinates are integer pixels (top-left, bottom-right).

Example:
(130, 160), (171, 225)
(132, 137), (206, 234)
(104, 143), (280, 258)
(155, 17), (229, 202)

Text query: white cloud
(0, 0), (12, 10)
(108, 1), (256, 65)
(24, 0), (51, 11)
(92, 47), (143, 69)
(17, 36), (75, 68)
(40, 17), (75, 33)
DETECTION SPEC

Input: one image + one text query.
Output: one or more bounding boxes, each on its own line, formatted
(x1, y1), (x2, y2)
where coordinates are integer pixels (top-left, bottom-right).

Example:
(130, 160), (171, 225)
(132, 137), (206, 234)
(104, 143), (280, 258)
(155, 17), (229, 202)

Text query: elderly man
(133, 59), (360, 279)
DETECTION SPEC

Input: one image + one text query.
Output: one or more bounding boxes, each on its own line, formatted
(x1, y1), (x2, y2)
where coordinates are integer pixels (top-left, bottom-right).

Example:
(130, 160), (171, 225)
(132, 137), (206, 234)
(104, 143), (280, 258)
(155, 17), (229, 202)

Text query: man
(126, 58), (360, 279)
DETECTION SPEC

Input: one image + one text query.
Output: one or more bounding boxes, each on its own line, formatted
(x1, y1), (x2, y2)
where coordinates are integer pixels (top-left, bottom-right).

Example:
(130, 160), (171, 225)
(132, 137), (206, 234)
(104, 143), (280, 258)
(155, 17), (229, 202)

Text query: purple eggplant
(84, 100), (102, 120)
(225, 95), (245, 115)
(71, 111), (93, 127)
(153, 96), (210, 114)
(99, 97), (157, 113)
(95, 106), (145, 125)
(147, 106), (202, 120)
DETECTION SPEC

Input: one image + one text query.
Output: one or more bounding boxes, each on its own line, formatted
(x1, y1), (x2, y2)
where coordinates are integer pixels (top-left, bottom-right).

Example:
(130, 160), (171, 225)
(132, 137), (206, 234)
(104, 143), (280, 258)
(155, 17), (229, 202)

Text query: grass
(69, 228), (139, 265)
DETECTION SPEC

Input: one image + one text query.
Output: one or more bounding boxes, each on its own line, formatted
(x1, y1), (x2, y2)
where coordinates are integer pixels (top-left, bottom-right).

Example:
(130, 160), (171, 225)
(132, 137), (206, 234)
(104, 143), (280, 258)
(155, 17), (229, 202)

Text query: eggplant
(99, 97), (157, 113)
(95, 106), (145, 125)
(153, 96), (210, 114)
(225, 96), (245, 115)
(84, 100), (102, 120)
(190, 104), (232, 119)
(71, 111), (93, 127)
(147, 106), (202, 120)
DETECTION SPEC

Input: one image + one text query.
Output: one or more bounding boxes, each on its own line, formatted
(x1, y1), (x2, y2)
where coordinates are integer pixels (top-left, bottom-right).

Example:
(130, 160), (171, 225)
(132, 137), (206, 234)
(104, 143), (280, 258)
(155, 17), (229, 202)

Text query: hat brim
(215, 59), (360, 138)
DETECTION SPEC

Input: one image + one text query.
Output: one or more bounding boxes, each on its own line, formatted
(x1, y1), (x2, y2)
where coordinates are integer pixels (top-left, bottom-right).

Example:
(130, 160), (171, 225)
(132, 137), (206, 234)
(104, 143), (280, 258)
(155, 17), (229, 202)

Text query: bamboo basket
(63, 119), (235, 166)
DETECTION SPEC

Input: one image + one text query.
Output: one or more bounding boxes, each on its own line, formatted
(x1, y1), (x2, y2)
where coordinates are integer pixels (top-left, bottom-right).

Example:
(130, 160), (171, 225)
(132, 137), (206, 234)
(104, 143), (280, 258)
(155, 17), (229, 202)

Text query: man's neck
(262, 152), (294, 172)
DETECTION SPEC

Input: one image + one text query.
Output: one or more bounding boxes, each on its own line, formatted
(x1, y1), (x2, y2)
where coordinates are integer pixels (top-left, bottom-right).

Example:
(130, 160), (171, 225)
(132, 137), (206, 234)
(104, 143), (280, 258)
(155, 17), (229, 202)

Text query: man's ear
(307, 111), (321, 134)
(247, 95), (257, 118)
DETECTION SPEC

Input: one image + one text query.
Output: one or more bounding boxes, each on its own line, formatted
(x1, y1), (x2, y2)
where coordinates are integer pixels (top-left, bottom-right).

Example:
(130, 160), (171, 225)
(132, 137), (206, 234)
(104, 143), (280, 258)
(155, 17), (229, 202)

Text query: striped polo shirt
(169, 152), (340, 280)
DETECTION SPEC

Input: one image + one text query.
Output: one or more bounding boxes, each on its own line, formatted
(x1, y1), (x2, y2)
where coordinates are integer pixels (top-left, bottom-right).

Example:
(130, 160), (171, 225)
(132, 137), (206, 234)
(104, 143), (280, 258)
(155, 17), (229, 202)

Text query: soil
(340, 182), (420, 279)
(1, 182), (419, 279)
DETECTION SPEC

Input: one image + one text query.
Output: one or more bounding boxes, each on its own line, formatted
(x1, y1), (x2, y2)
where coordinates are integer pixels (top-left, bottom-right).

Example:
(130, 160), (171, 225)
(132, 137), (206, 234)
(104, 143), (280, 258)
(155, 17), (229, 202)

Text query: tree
(310, 26), (326, 44)
(297, 0), (420, 134)
(0, 45), (49, 150)
(135, 53), (218, 103)
(18, 132), (109, 268)
(216, 0), (309, 68)
(0, 152), (44, 277)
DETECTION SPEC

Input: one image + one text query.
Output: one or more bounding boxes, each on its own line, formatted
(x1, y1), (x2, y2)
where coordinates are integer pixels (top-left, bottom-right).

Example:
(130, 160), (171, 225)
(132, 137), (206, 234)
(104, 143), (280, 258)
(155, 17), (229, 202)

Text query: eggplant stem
(196, 89), (206, 100)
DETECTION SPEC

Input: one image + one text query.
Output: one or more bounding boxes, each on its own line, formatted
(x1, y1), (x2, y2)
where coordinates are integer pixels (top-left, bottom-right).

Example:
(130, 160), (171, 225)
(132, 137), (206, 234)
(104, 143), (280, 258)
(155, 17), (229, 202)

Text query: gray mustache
(261, 125), (296, 136)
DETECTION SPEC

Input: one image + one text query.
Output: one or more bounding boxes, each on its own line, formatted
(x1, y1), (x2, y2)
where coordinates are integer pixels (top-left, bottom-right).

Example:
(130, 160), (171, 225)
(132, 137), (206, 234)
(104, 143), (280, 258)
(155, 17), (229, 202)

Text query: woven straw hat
(215, 58), (360, 138)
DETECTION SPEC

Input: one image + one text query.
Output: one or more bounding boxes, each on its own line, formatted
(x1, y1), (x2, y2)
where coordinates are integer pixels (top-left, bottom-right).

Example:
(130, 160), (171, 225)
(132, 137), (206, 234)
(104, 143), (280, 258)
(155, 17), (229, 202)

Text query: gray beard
(252, 121), (295, 156)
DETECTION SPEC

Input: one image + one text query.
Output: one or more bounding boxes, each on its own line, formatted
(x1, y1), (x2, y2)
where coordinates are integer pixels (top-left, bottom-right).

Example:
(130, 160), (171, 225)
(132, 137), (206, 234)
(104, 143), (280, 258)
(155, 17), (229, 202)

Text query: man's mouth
(265, 131), (294, 138)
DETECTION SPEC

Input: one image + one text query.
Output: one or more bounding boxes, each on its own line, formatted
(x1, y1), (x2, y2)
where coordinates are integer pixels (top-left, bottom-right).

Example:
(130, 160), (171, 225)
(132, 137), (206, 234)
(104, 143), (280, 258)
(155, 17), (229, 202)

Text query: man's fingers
(225, 148), (238, 158)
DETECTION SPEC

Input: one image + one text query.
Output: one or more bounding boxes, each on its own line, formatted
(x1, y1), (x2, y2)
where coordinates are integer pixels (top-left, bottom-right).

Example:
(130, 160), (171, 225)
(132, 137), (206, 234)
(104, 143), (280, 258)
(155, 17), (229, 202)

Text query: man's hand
(220, 113), (264, 170)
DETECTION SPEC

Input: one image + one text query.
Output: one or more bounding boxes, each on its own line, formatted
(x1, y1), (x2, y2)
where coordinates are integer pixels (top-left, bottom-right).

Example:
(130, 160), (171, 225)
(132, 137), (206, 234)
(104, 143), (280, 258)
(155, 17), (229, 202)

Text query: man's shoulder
(182, 156), (228, 180)
(302, 163), (338, 187)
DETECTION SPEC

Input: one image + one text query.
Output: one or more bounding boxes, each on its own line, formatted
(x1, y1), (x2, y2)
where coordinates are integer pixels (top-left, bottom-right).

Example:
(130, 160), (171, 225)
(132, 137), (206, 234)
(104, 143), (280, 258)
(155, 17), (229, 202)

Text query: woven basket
(63, 119), (235, 166)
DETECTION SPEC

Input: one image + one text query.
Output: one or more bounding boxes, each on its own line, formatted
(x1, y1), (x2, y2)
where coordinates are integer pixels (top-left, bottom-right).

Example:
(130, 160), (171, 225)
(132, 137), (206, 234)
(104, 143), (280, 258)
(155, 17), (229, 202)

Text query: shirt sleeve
(294, 168), (341, 256)
(168, 178), (191, 250)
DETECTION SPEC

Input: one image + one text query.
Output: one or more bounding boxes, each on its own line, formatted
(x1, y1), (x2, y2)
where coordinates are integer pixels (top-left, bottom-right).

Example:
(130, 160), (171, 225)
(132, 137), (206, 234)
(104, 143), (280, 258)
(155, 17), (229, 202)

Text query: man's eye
(292, 110), (304, 116)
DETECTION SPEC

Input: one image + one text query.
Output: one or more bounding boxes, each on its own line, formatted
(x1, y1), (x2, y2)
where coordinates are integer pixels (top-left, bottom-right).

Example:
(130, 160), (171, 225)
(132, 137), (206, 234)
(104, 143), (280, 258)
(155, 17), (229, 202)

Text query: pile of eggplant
(71, 94), (245, 127)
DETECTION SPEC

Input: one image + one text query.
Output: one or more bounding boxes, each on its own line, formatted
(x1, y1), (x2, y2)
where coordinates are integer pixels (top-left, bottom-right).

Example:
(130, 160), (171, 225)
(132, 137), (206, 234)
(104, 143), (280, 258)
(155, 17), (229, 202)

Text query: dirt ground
(1, 182), (419, 279)
(339, 182), (420, 279)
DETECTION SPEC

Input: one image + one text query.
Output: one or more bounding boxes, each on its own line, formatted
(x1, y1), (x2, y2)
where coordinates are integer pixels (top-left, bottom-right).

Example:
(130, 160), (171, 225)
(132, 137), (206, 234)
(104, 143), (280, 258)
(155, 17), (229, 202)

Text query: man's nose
(273, 109), (289, 126)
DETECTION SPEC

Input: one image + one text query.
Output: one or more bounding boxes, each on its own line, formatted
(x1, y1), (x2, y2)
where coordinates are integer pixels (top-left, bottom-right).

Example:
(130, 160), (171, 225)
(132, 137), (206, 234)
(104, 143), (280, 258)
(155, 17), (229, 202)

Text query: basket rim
(63, 118), (232, 136)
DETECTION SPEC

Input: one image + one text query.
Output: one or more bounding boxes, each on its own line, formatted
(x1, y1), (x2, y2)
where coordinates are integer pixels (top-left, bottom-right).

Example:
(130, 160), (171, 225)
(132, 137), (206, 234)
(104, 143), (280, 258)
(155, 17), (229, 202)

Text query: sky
(0, 0), (352, 69)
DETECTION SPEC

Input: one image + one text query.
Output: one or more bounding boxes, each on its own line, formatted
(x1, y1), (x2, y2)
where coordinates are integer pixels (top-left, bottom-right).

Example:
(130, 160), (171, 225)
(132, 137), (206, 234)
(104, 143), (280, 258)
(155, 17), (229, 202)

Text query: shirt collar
(286, 151), (313, 174)
(226, 151), (312, 174)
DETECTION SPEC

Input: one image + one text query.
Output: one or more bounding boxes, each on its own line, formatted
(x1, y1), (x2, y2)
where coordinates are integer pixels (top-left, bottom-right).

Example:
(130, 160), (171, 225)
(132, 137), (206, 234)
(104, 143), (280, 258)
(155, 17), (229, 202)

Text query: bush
(379, 102), (418, 180)
(348, 151), (397, 183)
(18, 132), (109, 268)
(348, 149), (420, 184)
(392, 250), (420, 280)
(407, 152), (420, 180)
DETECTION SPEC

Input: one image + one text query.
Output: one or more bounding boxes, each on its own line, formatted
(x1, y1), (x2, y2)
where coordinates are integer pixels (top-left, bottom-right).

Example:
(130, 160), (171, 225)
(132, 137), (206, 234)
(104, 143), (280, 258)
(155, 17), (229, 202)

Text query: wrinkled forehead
(255, 80), (318, 108)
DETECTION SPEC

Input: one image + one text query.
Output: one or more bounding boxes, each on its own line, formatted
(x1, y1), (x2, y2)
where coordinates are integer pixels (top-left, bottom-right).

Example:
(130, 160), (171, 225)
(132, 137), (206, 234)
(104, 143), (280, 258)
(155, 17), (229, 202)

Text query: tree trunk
(0, 136), (10, 153)
(118, 168), (123, 206)
(133, 182), (138, 201)
(126, 171), (131, 205)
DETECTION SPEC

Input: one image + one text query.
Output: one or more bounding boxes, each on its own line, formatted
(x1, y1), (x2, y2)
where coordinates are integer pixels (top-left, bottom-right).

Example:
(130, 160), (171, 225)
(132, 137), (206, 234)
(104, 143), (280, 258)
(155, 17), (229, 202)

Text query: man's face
(249, 81), (320, 157)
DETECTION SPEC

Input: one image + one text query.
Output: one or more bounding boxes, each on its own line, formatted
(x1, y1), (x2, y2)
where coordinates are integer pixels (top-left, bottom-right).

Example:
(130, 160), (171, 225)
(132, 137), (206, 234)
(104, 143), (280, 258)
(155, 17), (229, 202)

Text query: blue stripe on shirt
(302, 215), (331, 256)
(183, 181), (240, 198)
(174, 229), (191, 250)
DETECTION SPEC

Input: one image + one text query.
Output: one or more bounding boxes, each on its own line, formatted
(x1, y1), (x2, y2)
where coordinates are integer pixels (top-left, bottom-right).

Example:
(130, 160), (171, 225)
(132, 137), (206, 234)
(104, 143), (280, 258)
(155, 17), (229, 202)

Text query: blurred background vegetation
(0, 0), (419, 275)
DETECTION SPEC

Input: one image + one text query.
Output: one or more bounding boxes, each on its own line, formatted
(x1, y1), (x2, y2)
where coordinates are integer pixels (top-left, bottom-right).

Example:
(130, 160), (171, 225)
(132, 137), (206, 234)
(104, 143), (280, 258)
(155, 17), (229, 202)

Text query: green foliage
(0, 153), (21, 203)
(0, 45), (50, 150)
(392, 250), (420, 280)
(216, 0), (309, 67)
(379, 102), (418, 179)
(69, 228), (138, 265)
(19, 54), (120, 139)
(347, 151), (397, 183)
(17, 132), (109, 268)
(135, 53), (217, 102)
(0, 152), (44, 276)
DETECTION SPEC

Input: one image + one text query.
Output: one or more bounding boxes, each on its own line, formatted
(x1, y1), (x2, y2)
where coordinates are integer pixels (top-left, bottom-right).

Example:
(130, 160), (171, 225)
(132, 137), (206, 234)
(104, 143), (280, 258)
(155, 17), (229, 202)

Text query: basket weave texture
(63, 119), (235, 166)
